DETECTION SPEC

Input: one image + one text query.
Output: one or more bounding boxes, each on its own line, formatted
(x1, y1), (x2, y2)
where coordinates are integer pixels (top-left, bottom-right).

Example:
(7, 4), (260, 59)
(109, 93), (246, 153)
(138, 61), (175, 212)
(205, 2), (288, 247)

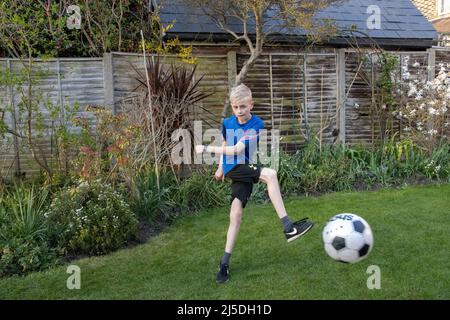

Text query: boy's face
(230, 97), (254, 122)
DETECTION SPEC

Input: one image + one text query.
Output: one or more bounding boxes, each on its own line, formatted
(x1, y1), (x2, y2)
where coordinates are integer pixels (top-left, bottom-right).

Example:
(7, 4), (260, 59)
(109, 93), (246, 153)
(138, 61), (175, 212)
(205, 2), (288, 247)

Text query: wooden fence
(1, 47), (450, 177)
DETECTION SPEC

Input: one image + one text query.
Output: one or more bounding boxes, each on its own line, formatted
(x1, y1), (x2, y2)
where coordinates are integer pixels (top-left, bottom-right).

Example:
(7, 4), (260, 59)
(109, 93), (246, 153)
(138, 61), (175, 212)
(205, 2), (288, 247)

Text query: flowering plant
(396, 61), (450, 153)
(45, 179), (138, 255)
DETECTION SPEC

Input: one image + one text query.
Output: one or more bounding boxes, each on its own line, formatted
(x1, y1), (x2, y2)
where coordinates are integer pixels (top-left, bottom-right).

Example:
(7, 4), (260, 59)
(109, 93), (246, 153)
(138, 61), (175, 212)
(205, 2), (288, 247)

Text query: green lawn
(0, 184), (449, 299)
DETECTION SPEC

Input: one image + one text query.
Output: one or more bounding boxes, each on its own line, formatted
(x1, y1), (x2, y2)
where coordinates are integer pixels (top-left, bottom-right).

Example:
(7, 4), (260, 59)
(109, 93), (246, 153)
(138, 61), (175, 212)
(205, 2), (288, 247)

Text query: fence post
(269, 53), (274, 129)
(7, 59), (21, 176)
(56, 58), (64, 119)
(227, 51), (237, 89)
(103, 53), (115, 114)
(303, 53), (308, 138)
(427, 48), (436, 81)
(337, 49), (346, 144)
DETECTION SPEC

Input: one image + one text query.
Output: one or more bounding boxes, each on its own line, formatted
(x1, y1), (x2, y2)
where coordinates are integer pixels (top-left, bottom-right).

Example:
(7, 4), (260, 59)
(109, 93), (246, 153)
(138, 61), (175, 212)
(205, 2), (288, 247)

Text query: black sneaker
(216, 263), (230, 284)
(284, 218), (314, 243)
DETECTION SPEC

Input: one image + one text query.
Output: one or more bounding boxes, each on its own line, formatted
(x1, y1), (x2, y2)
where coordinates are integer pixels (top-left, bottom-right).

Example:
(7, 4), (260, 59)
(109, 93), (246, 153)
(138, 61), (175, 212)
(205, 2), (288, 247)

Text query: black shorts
(225, 164), (262, 208)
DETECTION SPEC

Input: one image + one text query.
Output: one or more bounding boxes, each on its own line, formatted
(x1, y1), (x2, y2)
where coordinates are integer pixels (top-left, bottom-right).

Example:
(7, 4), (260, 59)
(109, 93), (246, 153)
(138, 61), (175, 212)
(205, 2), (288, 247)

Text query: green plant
(46, 180), (138, 255)
(287, 140), (357, 194)
(1, 185), (49, 241)
(423, 140), (450, 179)
(0, 237), (58, 277)
(249, 181), (269, 205)
(174, 168), (229, 212)
(131, 167), (178, 222)
(0, 0), (187, 58)
(277, 150), (301, 195)
(0, 184), (58, 277)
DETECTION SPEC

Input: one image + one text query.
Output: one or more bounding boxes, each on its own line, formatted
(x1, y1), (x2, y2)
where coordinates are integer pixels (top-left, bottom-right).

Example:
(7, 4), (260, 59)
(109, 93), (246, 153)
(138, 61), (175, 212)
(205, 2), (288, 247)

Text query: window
(438, 0), (450, 15)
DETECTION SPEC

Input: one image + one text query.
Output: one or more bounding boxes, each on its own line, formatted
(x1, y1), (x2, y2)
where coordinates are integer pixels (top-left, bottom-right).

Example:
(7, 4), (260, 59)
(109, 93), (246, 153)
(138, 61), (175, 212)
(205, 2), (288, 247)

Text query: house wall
(412, 0), (438, 20)
(412, 0), (450, 46)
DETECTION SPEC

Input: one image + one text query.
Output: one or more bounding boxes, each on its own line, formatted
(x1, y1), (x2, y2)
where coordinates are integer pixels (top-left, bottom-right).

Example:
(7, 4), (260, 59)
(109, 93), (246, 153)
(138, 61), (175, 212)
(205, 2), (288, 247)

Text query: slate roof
(158, 0), (438, 48)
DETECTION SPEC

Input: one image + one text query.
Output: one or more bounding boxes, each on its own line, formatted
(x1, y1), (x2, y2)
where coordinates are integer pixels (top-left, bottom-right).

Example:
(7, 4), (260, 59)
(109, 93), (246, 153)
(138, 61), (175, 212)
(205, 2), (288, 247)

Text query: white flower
(437, 73), (447, 82)
(354, 103), (359, 109)
(429, 107), (437, 115)
(402, 72), (411, 80)
(413, 61), (421, 68)
(428, 129), (438, 136)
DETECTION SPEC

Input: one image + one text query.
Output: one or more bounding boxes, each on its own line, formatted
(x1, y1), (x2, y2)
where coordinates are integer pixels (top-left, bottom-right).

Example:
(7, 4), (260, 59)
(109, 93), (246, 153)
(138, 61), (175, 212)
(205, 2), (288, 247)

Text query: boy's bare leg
(225, 197), (244, 254)
(259, 167), (288, 219)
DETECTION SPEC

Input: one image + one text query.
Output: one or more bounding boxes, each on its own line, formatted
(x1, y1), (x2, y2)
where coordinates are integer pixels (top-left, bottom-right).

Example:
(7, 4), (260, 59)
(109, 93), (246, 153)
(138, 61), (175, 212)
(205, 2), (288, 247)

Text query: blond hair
(230, 83), (252, 102)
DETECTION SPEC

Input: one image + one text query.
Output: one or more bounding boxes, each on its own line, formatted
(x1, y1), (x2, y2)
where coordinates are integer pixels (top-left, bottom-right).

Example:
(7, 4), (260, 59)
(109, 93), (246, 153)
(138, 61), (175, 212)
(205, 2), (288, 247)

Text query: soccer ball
(322, 213), (373, 263)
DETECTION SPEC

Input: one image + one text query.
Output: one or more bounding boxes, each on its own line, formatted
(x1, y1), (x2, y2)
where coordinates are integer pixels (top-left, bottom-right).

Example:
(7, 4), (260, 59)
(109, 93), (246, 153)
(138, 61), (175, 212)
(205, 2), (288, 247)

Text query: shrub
(277, 151), (301, 195)
(397, 62), (449, 154)
(0, 237), (58, 277)
(280, 140), (357, 194)
(46, 180), (138, 255)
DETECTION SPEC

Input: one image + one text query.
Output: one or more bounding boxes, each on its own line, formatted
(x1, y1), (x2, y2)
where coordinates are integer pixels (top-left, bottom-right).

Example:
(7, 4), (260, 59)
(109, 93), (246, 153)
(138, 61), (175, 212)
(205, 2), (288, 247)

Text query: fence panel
(1, 48), (450, 177)
(304, 53), (338, 145)
(0, 58), (104, 177)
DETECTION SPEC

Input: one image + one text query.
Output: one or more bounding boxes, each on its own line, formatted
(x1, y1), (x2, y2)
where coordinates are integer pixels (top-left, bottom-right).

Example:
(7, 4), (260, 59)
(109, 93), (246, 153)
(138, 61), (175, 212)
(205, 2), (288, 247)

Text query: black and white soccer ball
(322, 213), (373, 263)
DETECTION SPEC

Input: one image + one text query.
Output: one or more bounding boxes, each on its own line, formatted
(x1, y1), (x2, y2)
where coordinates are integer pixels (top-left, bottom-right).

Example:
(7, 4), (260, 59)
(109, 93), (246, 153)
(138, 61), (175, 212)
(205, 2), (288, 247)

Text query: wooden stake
(140, 30), (160, 191)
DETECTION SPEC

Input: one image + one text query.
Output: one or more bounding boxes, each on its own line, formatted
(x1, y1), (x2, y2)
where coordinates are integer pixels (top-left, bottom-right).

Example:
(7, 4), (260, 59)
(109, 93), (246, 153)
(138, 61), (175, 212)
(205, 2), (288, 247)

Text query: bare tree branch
(189, 0), (342, 121)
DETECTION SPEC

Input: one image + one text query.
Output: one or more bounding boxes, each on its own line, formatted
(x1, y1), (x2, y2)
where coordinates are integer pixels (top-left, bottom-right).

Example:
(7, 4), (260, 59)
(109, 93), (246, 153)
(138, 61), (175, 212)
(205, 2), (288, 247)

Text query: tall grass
(174, 168), (230, 212)
(0, 185), (49, 242)
(0, 185), (57, 277)
(275, 138), (450, 197)
(131, 167), (179, 222)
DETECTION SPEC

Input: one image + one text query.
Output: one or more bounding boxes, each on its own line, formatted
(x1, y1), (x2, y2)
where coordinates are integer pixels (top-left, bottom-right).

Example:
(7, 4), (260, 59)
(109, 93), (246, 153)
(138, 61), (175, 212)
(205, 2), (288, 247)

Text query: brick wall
(412, 0), (438, 20)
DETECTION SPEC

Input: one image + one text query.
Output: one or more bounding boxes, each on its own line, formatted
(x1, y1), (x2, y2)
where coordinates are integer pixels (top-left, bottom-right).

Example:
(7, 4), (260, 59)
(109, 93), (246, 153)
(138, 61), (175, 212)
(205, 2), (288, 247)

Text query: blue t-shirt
(221, 114), (265, 175)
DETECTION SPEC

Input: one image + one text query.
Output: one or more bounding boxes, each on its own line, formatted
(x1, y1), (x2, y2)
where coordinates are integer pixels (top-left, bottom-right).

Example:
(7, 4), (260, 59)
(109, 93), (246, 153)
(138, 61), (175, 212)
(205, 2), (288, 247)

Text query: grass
(0, 184), (449, 299)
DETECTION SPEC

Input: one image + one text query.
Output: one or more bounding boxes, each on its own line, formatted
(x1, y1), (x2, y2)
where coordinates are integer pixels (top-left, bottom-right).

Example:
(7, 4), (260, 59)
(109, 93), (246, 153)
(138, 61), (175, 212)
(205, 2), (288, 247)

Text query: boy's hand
(195, 145), (205, 154)
(214, 167), (224, 182)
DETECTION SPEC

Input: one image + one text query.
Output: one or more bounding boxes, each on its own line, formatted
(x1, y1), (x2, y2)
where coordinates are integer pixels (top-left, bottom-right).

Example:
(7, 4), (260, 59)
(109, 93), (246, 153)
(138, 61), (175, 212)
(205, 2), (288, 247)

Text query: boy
(195, 84), (314, 284)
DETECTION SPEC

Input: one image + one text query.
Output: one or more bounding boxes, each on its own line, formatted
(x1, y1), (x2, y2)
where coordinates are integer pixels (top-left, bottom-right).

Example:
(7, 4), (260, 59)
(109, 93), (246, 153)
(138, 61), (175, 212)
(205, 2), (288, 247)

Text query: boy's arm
(196, 141), (245, 156)
(218, 140), (225, 169)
